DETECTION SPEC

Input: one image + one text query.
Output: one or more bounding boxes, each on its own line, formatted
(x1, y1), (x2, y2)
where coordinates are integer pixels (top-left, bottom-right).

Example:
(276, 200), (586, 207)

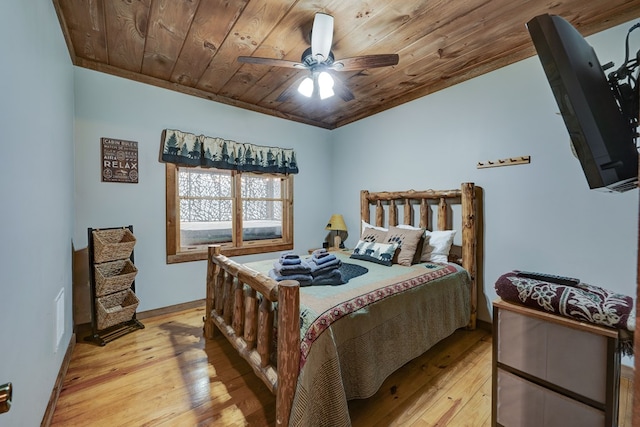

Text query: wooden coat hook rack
(477, 155), (531, 169)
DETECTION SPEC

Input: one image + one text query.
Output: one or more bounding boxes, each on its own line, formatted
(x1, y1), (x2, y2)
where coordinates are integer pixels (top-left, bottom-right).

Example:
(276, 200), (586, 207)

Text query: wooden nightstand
(307, 247), (346, 254)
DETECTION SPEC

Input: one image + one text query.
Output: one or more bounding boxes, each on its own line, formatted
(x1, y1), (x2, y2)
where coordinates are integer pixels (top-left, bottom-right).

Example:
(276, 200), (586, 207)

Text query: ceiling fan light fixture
(298, 76), (314, 97)
(238, 12), (396, 104)
(318, 71), (335, 99)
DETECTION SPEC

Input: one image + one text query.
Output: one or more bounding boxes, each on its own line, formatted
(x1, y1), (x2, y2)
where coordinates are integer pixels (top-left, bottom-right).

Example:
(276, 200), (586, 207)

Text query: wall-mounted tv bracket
(606, 22), (640, 145)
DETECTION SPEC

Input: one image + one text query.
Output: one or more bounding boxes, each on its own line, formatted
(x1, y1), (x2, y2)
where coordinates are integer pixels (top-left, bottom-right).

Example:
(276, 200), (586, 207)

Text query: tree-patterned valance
(160, 129), (299, 174)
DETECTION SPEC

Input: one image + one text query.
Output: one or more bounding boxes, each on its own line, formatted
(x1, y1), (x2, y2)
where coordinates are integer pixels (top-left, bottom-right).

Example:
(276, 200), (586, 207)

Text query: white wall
(73, 69), (334, 311)
(332, 19), (638, 337)
(0, 1), (75, 425)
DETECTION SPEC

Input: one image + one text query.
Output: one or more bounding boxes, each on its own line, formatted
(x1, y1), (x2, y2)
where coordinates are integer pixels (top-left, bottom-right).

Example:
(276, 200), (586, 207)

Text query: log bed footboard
(204, 245), (299, 426)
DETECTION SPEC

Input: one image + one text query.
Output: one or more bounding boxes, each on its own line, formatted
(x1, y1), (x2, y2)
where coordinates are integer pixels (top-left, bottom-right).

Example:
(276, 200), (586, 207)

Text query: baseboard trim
(73, 300), (207, 342)
(477, 319), (492, 333)
(136, 299), (205, 320)
(41, 333), (76, 427)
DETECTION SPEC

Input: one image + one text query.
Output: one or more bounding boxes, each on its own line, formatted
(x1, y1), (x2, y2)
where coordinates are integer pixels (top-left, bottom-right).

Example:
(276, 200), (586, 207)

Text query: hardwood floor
(51, 304), (633, 426)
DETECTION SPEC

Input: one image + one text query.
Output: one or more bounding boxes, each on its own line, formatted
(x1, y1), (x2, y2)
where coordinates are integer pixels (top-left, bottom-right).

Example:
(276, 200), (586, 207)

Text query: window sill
(166, 242), (294, 264)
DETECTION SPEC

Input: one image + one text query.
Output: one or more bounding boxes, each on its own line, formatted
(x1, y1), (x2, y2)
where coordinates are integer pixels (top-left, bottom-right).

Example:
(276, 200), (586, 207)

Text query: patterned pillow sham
(385, 226), (424, 266)
(350, 240), (399, 266)
(361, 226), (388, 243)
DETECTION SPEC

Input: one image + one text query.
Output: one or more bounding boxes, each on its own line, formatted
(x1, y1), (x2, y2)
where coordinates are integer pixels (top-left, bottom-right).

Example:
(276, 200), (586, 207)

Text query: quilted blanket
(495, 271), (635, 355)
(246, 252), (471, 426)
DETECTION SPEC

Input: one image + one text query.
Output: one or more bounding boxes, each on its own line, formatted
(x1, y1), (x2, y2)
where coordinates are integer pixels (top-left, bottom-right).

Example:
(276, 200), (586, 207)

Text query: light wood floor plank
(349, 329), (490, 426)
(50, 304), (633, 426)
(619, 376), (634, 427)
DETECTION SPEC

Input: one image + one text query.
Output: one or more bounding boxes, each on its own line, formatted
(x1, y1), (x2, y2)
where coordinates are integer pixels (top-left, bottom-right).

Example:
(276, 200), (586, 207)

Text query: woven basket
(96, 289), (139, 330)
(94, 259), (138, 297)
(93, 228), (136, 263)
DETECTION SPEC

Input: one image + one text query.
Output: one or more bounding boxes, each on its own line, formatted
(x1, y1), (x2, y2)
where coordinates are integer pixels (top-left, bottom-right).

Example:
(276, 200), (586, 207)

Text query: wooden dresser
(492, 299), (621, 427)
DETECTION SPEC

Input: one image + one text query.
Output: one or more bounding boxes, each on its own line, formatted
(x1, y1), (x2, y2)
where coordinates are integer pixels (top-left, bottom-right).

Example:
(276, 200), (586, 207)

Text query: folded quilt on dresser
(495, 271), (635, 355)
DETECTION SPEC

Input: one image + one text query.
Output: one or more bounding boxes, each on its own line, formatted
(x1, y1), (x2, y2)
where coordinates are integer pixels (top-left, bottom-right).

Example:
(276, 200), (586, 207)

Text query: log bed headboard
(360, 182), (478, 328)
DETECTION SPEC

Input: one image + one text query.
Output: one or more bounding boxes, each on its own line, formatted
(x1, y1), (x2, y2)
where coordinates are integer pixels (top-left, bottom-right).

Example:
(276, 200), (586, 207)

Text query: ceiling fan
(237, 13), (399, 102)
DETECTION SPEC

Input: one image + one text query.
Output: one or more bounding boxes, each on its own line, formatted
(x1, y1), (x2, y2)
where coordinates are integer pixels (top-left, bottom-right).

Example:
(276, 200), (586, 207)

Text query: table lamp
(325, 214), (348, 249)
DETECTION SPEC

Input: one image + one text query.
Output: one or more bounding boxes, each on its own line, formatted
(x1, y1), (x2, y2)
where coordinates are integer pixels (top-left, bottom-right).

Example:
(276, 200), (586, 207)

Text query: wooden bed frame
(203, 182), (479, 426)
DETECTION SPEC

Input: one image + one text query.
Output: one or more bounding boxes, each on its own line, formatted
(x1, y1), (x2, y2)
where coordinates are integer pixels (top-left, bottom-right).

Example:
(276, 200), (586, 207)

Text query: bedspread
(244, 252), (472, 426)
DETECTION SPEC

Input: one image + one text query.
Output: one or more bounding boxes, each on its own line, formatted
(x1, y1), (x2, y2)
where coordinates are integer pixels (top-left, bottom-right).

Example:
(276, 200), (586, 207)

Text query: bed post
(276, 280), (300, 426)
(204, 245), (220, 339)
(461, 183), (477, 330)
(360, 190), (370, 231)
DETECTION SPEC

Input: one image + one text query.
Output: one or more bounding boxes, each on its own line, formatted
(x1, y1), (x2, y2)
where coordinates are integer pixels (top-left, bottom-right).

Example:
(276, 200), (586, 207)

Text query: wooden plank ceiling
(53, 0), (640, 129)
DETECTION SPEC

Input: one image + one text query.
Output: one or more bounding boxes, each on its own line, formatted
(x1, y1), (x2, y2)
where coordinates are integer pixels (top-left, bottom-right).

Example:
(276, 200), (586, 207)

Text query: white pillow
(361, 220), (388, 231)
(420, 230), (456, 263)
(397, 224), (422, 231)
(364, 221), (424, 232)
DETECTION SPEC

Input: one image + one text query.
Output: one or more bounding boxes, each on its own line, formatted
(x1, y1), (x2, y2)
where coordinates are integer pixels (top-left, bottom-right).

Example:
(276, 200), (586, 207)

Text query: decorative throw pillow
(397, 224), (425, 264)
(420, 230), (456, 263)
(384, 226), (425, 266)
(350, 240), (399, 266)
(361, 226), (388, 243)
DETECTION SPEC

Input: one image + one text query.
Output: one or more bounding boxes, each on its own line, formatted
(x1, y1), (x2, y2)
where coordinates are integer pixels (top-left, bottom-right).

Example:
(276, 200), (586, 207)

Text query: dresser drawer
(496, 369), (605, 427)
(496, 307), (608, 403)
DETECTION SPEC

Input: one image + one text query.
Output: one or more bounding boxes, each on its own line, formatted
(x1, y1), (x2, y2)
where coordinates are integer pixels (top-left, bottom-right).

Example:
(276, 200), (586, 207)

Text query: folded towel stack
(269, 250), (346, 287)
(279, 252), (302, 265)
(269, 252), (313, 286)
(306, 249), (344, 286)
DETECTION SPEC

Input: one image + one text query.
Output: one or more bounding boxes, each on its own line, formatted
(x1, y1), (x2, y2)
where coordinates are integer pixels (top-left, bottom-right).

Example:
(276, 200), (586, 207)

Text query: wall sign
(101, 138), (139, 183)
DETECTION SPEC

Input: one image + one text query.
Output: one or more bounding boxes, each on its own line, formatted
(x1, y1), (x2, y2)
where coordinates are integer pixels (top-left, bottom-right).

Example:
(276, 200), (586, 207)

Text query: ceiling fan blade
(311, 13), (333, 62)
(275, 76), (308, 102)
(331, 54), (399, 71)
(332, 76), (355, 102)
(237, 56), (305, 69)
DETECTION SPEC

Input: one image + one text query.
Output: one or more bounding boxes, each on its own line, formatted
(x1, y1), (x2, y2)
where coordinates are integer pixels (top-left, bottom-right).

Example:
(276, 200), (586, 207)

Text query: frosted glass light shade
(318, 72), (334, 100)
(298, 77), (314, 97)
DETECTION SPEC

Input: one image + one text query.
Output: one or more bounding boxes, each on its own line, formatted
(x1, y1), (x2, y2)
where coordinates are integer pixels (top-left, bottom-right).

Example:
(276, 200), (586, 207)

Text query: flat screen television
(527, 13), (638, 192)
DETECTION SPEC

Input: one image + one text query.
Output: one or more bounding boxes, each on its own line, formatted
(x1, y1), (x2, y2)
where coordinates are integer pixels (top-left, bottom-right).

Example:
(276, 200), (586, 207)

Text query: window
(166, 163), (293, 263)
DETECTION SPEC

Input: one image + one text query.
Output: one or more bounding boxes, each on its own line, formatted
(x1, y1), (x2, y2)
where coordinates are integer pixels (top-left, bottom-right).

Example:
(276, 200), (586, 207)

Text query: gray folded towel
(307, 256), (341, 275)
(273, 259), (311, 275)
(310, 249), (337, 265)
(268, 269), (312, 286)
(312, 269), (344, 286)
(279, 252), (302, 265)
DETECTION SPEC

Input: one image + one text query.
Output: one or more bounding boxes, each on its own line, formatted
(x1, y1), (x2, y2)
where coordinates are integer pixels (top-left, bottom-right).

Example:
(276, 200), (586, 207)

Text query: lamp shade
(325, 214), (347, 231)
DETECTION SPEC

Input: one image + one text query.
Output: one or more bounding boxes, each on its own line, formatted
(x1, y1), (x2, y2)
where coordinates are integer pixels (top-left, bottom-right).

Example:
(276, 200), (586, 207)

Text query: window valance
(160, 129), (299, 174)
